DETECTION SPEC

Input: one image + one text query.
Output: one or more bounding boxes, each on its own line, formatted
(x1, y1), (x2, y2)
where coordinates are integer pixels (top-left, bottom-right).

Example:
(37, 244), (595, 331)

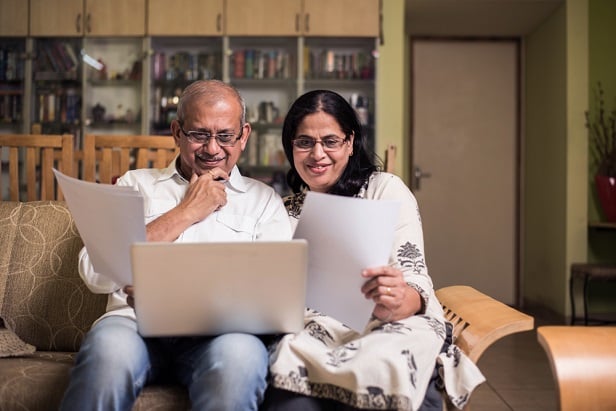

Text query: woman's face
(292, 111), (354, 193)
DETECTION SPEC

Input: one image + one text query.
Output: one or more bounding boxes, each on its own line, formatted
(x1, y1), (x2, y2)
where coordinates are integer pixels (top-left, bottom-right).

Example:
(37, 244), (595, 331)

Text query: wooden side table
(570, 263), (616, 325)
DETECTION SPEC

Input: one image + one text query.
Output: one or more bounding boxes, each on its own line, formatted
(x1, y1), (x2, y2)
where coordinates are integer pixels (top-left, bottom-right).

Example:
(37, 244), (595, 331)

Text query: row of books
(0, 94), (21, 123)
(0, 48), (24, 81)
(305, 48), (374, 80)
(35, 40), (80, 74)
(35, 88), (80, 124)
(231, 49), (294, 80)
(153, 51), (221, 82)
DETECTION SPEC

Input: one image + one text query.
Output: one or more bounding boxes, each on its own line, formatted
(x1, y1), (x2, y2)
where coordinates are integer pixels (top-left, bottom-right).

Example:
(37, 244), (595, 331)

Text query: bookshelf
(0, 38), (25, 133)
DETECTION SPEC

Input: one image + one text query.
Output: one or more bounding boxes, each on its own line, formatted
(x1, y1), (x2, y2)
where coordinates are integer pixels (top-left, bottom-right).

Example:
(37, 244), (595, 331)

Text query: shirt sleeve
(78, 246), (122, 294)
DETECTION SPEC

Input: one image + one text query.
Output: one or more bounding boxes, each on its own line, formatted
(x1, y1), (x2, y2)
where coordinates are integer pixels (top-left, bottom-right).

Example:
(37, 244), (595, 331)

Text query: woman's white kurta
(269, 172), (485, 410)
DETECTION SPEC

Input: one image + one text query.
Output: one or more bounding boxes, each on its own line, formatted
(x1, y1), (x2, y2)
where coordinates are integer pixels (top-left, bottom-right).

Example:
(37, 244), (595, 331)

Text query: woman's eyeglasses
(180, 125), (242, 147)
(292, 136), (348, 152)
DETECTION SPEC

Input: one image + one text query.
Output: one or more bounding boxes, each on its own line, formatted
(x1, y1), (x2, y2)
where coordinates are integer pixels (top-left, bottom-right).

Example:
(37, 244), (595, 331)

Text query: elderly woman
(262, 90), (484, 411)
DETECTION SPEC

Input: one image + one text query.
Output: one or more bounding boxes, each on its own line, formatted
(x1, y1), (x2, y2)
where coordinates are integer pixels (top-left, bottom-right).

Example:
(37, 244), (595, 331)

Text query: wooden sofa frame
(435, 285), (534, 410)
(537, 326), (616, 411)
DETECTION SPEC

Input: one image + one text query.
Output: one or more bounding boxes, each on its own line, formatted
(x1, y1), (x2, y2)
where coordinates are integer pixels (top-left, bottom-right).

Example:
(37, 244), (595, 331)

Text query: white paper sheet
(53, 169), (146, 287)
(293, 191), (400, 331)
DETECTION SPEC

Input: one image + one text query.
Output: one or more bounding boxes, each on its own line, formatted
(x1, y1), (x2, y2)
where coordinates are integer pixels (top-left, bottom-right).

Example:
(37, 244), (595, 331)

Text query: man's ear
(170, 120), (181, 145)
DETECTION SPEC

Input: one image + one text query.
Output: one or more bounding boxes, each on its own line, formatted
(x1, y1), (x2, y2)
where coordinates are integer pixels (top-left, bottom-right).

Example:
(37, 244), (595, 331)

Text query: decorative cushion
(0, 201), (107, 352)
(0, 323), (35, 358)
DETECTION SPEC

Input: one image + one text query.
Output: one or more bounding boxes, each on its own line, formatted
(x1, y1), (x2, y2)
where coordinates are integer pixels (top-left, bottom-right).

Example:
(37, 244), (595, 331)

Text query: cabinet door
(148, 0), (224, 36)
(303, 0), (379, 37)
(85, 0), (146, 36)
(226, 0), (302, 36)
(30, 0), (84, 36)
(0, 0), (28, 36)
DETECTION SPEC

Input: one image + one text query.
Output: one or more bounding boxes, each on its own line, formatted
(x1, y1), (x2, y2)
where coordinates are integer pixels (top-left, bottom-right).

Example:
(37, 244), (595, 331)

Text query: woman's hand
(123, 285), (135, 309)
(361, 265), (422, 322)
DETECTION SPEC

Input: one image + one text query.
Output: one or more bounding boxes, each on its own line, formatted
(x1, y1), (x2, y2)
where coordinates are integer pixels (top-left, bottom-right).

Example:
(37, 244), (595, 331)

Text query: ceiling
(405, 0), (564, 37)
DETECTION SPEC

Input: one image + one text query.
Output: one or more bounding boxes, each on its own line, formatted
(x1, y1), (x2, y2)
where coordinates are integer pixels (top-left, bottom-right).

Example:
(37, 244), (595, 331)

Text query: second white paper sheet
(293, 191), (400, 331)
(53, 169), (146, 287)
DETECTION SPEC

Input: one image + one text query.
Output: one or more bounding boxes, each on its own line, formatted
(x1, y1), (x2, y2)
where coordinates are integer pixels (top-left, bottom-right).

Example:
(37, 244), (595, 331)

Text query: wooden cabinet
(85, 0), (146, 37)
(30, 0), (145, 37)
(0, 0), (28, 36)
(226, 0), (302, 36)
(226, 0), (379, 37)
(148, 0), (224, 36)
(302, 0), (379, 37)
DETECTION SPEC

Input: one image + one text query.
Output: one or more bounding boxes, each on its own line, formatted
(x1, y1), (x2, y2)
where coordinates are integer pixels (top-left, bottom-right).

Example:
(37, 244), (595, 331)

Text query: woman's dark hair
(282, 90), (379, 196)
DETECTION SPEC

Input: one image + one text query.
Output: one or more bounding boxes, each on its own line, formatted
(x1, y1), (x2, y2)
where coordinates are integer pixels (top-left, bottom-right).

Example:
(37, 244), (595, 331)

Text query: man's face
(172, 96), (250, 177)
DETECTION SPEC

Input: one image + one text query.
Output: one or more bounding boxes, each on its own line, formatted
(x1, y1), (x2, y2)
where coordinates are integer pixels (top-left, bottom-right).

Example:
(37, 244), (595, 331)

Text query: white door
(412, 40), (518, 305)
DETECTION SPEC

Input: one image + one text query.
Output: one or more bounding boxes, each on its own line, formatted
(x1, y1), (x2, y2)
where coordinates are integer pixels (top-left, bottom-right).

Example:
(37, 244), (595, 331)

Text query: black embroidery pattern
(401, 349), (418, 388)
(370, 321), (412, 334)
(305, 320), (334, 346)
(420, 315), (447, 340)
(270, 372), (413, 410)
(283, 192), (306, 219)
(397, 241), (426, 274)
(446, 344), (462, 367)
(326, 341), (359, 367)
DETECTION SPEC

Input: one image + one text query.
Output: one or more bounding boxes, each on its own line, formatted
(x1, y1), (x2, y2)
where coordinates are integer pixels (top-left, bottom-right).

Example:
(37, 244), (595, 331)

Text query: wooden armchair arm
(435, 285), (534, 362)
(537, 326), (616, 411)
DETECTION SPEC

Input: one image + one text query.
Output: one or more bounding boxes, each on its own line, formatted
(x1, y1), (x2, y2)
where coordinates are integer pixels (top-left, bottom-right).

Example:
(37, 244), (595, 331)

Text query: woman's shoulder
(365, 171), (409, 193)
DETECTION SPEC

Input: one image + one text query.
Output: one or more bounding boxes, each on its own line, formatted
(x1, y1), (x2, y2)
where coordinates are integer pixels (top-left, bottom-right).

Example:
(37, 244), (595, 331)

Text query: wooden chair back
(435, 285), (534, 363)
(0, 133), (74, 201)
(537, 326), (616, 411)
(82, 134), (179, 184)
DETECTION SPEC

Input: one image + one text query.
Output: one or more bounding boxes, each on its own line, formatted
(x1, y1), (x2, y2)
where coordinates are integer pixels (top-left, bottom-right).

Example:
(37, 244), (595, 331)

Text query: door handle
(413, 166), (432, 191)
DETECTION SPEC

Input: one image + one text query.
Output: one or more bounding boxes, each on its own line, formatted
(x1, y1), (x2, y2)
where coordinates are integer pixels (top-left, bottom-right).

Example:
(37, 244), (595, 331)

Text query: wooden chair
(537, 326), (616, 411)
(0, 133), (74, 201)
(436, 285), (535, 363)
(82, 134), (179, 184)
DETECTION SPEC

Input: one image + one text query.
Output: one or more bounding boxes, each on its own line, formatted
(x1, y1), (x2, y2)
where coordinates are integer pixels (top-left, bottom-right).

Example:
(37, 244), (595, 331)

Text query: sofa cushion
(0, 351), (75, 409)
(0, 201), (107, 351)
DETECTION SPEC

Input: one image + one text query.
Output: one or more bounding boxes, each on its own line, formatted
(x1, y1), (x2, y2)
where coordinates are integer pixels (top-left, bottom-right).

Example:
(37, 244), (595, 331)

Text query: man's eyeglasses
(180, 125), (243, 147)
(291, 136), (348, 152)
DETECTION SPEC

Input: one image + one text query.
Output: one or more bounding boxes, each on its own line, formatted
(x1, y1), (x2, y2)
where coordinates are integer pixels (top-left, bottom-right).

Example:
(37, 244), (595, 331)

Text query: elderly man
(60, 80), (292, 411)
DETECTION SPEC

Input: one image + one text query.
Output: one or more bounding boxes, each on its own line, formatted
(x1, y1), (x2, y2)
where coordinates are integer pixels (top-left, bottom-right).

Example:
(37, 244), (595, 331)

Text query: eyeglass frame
(179, 123), (244, 147)
(291, 135), (350, 152)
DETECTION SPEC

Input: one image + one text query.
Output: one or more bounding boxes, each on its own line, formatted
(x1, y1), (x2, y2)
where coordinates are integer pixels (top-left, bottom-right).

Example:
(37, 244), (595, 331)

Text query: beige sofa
(0, 200), (535, 411)
(0, 201), (189, 410)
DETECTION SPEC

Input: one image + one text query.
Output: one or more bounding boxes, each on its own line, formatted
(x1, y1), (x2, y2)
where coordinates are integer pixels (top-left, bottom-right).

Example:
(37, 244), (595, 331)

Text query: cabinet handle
(76, 13), (81, 33)
(86, 13), (92, 33)
(305, 14), (310, 33)
(295, 13), (300, 33)
(216, 13), (222, 32)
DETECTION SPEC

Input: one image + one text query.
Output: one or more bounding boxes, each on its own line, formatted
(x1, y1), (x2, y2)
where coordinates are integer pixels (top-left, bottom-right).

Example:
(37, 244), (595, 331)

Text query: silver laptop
(130, 240), (308, 337)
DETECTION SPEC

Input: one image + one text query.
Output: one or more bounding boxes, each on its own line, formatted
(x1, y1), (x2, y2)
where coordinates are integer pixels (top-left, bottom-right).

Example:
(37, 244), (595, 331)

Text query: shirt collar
(155, 155), (248, 193)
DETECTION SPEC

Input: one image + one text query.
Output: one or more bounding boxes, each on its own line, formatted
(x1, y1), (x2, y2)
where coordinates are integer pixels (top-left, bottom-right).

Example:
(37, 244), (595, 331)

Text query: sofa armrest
(436, 285), (534, 363)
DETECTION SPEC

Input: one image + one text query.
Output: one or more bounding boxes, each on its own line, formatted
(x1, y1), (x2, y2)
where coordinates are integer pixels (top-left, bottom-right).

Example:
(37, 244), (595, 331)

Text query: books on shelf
(35, 40), (80, 75)
(304, 47), (374, 80)
(231, 49), (293, 80)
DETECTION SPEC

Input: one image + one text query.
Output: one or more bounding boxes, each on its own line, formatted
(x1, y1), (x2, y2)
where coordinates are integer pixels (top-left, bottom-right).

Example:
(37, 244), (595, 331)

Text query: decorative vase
(595, 175), (616, 223)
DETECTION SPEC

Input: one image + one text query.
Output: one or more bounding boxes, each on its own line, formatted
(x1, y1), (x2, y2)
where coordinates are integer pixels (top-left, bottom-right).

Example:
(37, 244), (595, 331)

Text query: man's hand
(123, 285), (135, 309)
(179, 169), (228, 223)
(145, 168), (229, 242)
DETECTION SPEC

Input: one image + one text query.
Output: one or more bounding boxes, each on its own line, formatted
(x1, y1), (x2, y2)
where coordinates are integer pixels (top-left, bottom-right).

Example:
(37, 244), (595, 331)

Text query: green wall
(588, 0), (616, 263)
(523, 0), (589, 317)
(523, 4), (569, 312)
(376, 0), (409, 182)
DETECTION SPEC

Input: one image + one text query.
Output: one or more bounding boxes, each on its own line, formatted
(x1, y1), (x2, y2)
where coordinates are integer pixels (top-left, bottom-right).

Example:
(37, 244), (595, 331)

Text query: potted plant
(586, 82), (616, 222)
